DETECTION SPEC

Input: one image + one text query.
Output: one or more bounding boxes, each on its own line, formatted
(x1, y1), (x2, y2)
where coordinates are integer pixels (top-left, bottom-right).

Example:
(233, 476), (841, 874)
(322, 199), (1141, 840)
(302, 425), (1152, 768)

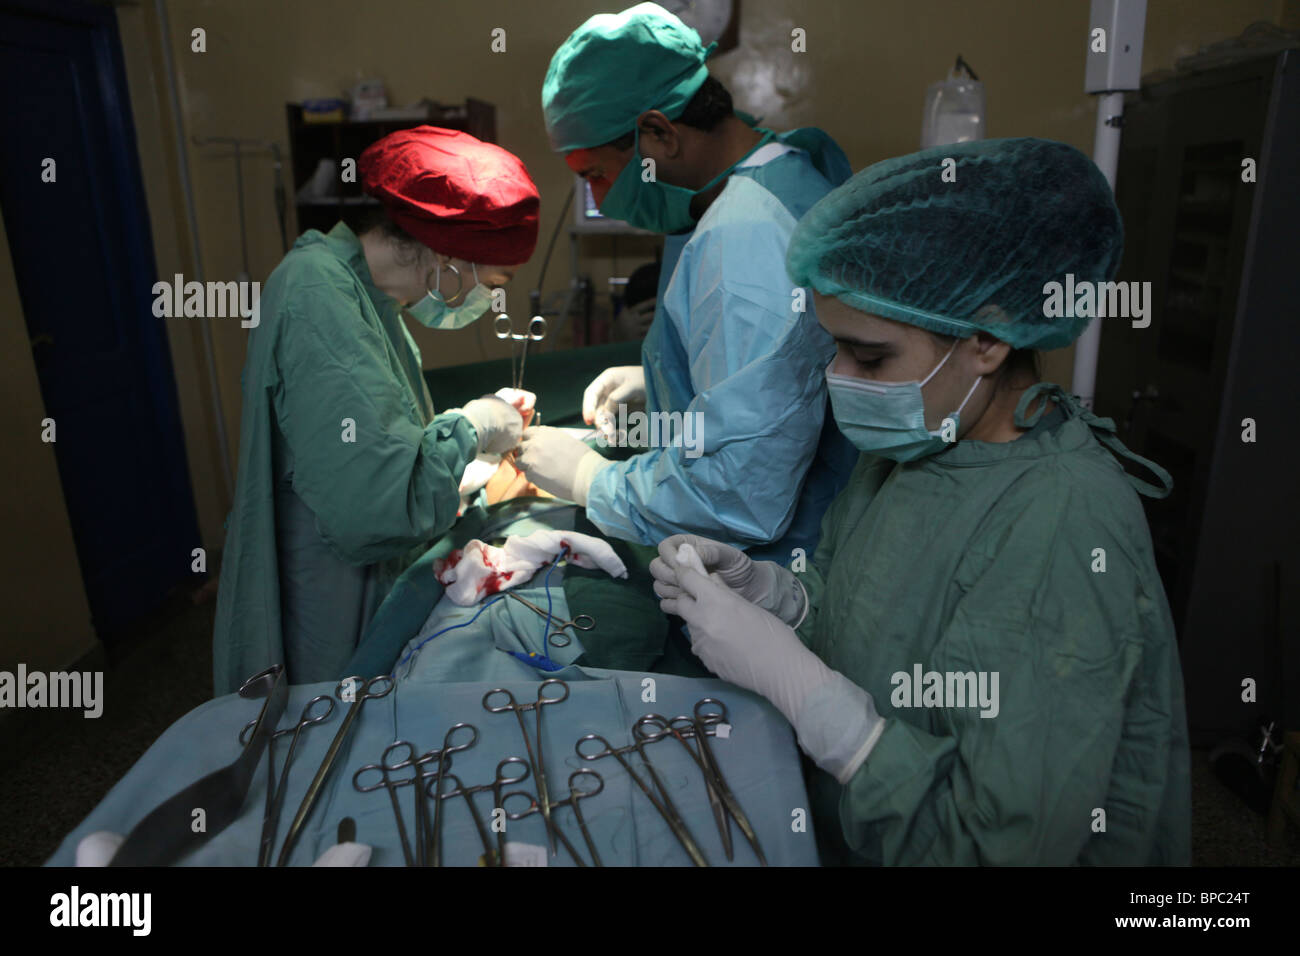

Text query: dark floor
(2, 596), (1297, 866)
(0, 590), (216, 867)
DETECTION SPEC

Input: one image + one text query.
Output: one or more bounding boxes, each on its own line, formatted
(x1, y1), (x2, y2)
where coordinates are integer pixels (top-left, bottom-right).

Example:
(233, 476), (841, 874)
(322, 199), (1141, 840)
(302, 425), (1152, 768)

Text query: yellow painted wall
(95, 0), (1300, 553)
(0, 219), (99, 671)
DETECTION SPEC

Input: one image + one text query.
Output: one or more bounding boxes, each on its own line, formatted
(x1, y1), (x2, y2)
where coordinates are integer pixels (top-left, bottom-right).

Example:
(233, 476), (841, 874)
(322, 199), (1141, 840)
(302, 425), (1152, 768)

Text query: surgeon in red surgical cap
(213, 127), (541, 693)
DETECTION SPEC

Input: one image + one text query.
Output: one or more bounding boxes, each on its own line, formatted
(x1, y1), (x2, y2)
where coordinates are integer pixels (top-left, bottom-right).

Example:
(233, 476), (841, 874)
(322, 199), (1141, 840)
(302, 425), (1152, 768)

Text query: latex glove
(459, 453), (502, 496)
(582, 365), (645, 426)
(452, 395), (524, 455)
(515, 426), (612, 506)
(664, 562), (885, 783)
(650, 534), (808, 627)
(76, 831), (125, 866)
(313, 842), (373, 867)
(494, 387), (536, 428)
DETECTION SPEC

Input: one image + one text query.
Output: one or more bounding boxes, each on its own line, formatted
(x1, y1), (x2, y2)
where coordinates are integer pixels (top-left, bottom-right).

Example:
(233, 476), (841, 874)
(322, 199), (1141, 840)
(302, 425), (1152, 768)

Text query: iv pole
(1072, 0), (1148, 409)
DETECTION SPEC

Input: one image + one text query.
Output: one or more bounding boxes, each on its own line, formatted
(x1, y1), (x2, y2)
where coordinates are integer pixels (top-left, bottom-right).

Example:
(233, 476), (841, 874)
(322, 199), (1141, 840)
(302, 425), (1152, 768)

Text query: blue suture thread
(501, 546), (569, 671)
(511, 545), (569, 672)
(391, 595), (507, 677)
(541, 545), (568, 643)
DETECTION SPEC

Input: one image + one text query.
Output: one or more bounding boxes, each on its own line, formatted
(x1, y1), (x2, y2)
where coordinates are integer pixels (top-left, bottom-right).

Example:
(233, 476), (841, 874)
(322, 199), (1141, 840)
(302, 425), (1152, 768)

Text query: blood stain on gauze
(434, 542), (517, 605)
(433, 531), (627, 607)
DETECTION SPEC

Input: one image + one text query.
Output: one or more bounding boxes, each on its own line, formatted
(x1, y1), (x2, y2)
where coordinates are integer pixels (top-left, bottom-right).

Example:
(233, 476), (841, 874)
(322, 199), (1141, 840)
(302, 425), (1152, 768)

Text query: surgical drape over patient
(786, 137), (1124, 349)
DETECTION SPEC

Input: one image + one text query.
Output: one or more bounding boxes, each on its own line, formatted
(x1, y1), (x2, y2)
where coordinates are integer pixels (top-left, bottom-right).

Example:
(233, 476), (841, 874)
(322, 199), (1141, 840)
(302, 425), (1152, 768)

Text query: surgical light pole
(1072, 0), (1148, 409)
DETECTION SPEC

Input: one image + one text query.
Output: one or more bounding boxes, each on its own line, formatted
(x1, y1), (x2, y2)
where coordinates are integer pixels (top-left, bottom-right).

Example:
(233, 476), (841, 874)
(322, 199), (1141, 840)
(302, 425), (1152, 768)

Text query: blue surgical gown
(212, 223), (477, 695)
(585, 129), (859, 564)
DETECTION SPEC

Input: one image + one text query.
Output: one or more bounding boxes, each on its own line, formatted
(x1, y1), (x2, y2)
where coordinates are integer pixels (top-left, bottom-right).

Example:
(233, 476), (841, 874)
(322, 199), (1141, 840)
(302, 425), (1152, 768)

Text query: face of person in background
(565, 145), (634, 206)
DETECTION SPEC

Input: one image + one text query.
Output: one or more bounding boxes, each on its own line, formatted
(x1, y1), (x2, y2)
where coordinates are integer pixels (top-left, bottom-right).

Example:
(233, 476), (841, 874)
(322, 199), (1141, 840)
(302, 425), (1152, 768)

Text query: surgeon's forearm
(584, 439), (811, 549)
(835, 721), (1098, 866)
(312, 413), (475, 564)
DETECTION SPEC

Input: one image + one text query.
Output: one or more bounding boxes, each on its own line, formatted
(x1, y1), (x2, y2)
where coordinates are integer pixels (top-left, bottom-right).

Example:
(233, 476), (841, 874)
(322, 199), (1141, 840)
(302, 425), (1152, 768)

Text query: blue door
(1, 0), (200, 639)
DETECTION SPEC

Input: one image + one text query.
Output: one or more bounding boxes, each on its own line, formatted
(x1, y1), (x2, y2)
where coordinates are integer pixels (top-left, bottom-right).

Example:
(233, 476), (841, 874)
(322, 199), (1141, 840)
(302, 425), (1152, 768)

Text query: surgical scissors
(482, 679), (569, 855)
(502, 769), (605, 867)
(494, 313), (546, 391)
(430, 758), (529, 867)
(576, 732), (708, 867)
(277, 674), (394, 866)
(239, 693), (336, 866)
(505, 591), (595, 649)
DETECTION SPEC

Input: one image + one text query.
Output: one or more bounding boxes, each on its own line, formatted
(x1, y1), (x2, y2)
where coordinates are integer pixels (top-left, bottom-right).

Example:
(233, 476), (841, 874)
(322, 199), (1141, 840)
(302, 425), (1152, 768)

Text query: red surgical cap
(359, 126), (540, 266)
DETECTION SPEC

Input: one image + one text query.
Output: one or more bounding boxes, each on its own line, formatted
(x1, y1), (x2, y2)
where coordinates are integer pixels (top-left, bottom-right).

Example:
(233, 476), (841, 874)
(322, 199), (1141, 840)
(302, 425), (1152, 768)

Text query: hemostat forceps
(504, 591), (595, 649)
(494, 313), (546, 390)
(482, 679), (569, 855)
(352, 740), (431, 867)
(638, 704), (766, 865)
(431, 757), (529, 867)
(502, 768), (605, 867)
(278, 674), (393, 866)
(240, 693), (336, 866)
(576, 731), (708, 867)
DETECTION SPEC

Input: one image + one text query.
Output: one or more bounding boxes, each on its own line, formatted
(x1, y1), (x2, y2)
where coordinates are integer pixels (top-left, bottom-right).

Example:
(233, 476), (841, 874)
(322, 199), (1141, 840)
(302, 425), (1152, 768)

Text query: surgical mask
(826, 342), (983, 462)
(599, 127), (775, 234)
(406, 262), (494, 330)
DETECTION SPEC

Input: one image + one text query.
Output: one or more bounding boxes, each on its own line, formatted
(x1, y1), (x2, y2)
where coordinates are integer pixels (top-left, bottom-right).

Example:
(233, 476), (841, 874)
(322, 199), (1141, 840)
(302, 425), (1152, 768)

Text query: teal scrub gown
(212, 223), (477, 694)
(796, 384), (1192, 865)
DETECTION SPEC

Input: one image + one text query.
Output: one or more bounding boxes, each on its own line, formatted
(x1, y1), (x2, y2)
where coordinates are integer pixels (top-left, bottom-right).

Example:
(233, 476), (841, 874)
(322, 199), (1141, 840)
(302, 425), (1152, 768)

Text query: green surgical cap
(543, 2), (715, 152)
(786, 138), (1124, 350)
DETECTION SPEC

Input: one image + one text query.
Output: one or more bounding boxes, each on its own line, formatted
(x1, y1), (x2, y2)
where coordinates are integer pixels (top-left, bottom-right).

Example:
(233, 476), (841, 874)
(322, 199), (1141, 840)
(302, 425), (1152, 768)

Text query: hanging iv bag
(921, 55), (985, 148)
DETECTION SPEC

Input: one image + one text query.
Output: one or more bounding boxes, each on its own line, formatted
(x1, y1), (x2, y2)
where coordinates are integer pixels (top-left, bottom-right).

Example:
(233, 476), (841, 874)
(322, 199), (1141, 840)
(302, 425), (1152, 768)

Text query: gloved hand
(582, 365), (646, 425)
(662, 562), (886, 783)
(453, 395), (524, 455)
(494, 387), (536, 428)
(650, 534), (809, 627)
(515, 426), (612, 506)
(312, 841), (373, 867)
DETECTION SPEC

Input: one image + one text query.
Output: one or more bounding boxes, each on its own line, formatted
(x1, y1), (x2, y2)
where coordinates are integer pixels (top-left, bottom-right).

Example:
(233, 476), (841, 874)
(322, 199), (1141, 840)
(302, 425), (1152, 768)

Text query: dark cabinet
(1097, 51), (1299, 743)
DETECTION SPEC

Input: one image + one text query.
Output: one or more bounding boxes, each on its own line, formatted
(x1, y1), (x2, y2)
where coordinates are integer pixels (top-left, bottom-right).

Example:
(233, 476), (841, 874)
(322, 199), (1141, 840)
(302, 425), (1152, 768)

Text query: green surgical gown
(212, 223), (477, 695)
(796, 386), (1191, 865)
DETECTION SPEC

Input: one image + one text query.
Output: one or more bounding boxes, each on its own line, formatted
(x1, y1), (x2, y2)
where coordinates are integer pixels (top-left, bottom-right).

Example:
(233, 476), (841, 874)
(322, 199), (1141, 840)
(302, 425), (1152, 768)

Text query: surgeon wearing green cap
(651, 138), (1192, 865)
(517, 2), (858, 565)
